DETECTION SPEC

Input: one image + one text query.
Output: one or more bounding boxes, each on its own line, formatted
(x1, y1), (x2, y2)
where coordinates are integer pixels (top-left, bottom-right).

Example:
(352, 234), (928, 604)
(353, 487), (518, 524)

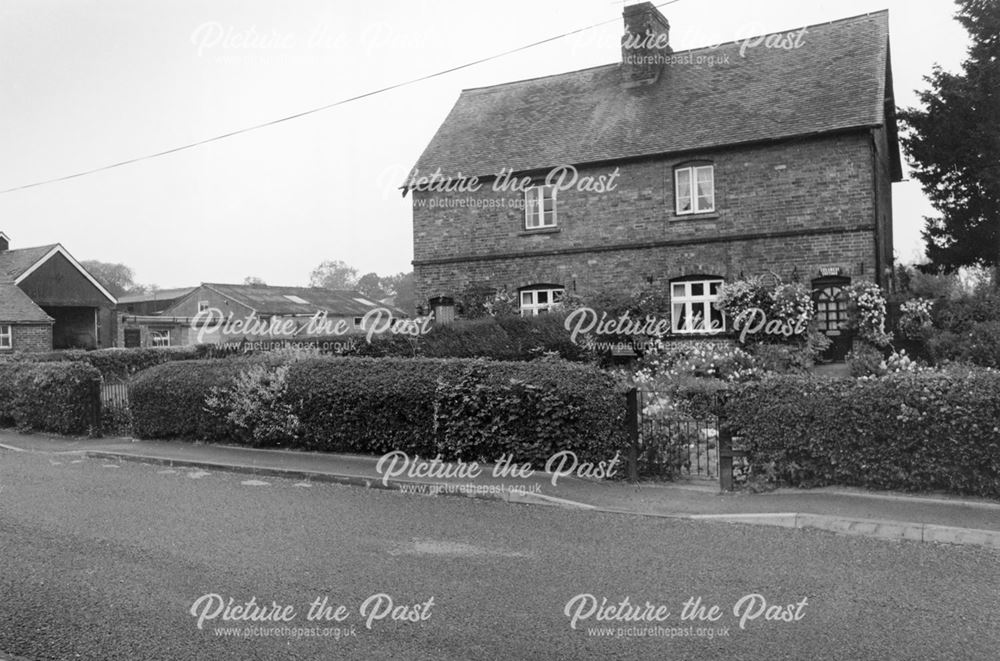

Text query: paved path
(1, 448), (998, 660)
(3, 431), (999, 549)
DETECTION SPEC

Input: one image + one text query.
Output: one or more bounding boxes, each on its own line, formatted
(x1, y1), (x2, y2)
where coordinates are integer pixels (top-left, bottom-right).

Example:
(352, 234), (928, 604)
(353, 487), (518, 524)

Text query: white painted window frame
(670, 279), (725, 334)
(674, 164), (715, 215)
(519, 287), (565, 316)
(524, 185), (558, 229)
(150, 329), (171, 347)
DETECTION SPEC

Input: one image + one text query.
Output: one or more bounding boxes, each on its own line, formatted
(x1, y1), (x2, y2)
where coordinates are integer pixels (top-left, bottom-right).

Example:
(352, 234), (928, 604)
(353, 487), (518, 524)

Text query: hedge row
(726, 370), (1000, 498)
(7, 346), (210, 381)
(0, 362), (101, 434)
(131, 356), (627, 465)
(351, 314), (593, 362)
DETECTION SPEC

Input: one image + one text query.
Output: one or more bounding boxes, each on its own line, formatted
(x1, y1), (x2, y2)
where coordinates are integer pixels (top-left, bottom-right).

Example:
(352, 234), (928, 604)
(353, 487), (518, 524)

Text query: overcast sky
(0, 0), (970, 289)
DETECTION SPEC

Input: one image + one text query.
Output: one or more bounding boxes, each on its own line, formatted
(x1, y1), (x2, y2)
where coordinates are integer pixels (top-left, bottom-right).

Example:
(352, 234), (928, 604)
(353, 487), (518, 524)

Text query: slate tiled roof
(199, 284), (406, 317)
(408, 11), (890, 180)
(0, 245), (58, 283)
(0, 284), (52, 323)
(117, 287), (196, 305)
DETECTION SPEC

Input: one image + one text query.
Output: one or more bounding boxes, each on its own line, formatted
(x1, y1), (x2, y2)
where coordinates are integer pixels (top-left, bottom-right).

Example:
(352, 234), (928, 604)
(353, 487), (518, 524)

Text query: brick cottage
(405, 3), (901, 358)
(0, 232), (117, 353)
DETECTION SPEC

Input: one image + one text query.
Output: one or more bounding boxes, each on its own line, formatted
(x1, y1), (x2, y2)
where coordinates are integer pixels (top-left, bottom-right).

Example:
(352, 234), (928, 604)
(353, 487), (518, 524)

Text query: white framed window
(150, 329), (171, 347)
(197, 300), (210, 313)
(675, 164), (715, 215)
(0, 325), (11, 350)
(353, 317), (364, 329)
(524, 185), (557, 229)
(671, 279), (725, 334)
(519, 287), (565, 316)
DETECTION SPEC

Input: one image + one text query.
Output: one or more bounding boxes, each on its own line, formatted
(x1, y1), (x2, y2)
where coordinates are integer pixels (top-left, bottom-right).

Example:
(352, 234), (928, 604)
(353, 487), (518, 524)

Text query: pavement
(2, 430), (999, 551)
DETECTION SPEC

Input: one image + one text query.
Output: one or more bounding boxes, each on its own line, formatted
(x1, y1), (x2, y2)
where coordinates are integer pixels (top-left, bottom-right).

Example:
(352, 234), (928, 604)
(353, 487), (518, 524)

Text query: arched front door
(812, 277), (853, 362)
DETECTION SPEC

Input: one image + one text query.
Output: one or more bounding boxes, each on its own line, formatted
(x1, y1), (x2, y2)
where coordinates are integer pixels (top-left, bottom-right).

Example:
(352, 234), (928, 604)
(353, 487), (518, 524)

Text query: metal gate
(625, 388), (744, 488)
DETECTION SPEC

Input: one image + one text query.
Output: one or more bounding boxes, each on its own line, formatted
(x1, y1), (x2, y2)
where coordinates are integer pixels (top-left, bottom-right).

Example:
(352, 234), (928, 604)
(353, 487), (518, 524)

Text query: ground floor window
(150, 329), (171, 347)
(671, 278), (725, 333)
(519, 287), (564, 316)
(0, 325), (11, 349)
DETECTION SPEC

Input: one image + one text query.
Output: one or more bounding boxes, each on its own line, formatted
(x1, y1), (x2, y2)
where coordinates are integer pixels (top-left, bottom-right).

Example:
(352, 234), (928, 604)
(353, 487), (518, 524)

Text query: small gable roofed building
(0, 232), (118, 352)
(118, 282), (408, 348)
(406, 3), (901, 361)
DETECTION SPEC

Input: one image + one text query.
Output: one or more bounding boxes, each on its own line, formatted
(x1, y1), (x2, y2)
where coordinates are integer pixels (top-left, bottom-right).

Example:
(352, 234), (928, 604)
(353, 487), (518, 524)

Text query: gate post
(626, 387), (639, 484)
(718, 419), (734, 491)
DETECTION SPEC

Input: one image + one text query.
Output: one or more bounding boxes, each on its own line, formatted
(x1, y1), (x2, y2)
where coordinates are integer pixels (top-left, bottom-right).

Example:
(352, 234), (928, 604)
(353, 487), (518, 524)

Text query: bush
(846, 342), (887, 377)
(131, 360), (246, 440)
(132, 356), (628, 466)
(7, 346), (209, 381)
(726, 370), (1000, 498)
(205, 363), (302, 447)
(0, 362), (100, 434)
(353, 314), (593, 362)
(431, 361), (626, 465)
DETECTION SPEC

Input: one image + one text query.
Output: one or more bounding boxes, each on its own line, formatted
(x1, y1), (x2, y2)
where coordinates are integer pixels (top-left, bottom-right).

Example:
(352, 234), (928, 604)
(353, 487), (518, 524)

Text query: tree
(382, 272), (416, 314)
(308, 260), (358, 290)
(355, 272), (388, 300)
(900, 0), (1000, 276)
(243, 276), (267, 286)
(81, 260), (142, 297)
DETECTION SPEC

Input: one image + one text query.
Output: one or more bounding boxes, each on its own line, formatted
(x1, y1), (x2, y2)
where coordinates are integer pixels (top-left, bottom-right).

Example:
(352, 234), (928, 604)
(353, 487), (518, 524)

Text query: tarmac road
(1, 449), (997, 660)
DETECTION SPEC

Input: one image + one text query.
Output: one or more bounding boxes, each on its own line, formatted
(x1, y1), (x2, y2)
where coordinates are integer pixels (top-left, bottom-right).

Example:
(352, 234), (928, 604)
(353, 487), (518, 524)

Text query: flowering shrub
(715, 276), (814, 342)
(897, 298), (934, 340)
(714, 277), (772, 321)
(205, 363), (301, 447)
(457, 286), (518, 318)
(635, 341), (761, 385)
(846, 342), (887, 378)
(482, 289), (518, 317)
(884, 349), (927, 374)
(770, 283), (815, 331)
(846, 282), (891, 347)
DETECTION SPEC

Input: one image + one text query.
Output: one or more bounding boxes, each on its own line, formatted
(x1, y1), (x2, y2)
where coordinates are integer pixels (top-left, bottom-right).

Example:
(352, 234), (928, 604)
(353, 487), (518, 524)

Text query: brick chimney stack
(621, 2), (672, 87)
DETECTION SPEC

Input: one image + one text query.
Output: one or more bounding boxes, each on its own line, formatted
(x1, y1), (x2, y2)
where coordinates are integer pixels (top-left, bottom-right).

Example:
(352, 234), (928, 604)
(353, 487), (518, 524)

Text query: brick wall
(6, 324), (54, 353)
(412, 132), (884, 303)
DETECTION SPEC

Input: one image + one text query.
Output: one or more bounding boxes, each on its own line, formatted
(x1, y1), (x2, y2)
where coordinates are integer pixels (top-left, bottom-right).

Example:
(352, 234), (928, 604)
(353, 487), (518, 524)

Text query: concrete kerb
(83, 450), (594, 510)
(690, 512), (1000, 549)
(83, 450), (1000, 550)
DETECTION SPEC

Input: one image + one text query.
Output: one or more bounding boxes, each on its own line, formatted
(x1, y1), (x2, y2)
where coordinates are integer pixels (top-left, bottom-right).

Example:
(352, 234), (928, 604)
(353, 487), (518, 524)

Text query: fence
(100, 380), (132, 436)
(625, 388), (745, 489)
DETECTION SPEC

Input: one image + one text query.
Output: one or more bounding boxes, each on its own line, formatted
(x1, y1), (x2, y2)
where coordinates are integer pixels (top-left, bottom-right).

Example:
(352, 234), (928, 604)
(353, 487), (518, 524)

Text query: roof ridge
(461, 9), (889, 94)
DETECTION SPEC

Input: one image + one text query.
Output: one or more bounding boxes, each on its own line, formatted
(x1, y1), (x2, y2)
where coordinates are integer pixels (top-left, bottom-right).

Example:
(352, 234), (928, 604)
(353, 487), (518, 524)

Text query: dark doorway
(123, 328), (141, 348)
(812, 277), (853, 362)
(42, 306), (98, 350)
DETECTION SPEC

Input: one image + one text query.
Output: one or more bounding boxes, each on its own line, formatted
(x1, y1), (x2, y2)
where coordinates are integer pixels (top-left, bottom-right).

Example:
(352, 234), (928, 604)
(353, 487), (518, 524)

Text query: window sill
(671, 212), (720, 222)
(519, 227), (561, 236)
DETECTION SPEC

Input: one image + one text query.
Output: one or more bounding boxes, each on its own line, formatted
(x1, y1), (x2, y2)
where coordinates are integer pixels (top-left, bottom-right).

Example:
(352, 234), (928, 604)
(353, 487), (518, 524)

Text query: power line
(0, 1), (682, 196)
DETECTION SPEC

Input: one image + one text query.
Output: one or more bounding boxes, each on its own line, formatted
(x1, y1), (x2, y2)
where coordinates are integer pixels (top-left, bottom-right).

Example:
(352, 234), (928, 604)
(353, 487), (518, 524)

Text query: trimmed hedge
(7, 346), (209, 381)
(131, 356), (627, 466)
(131, 360), (246, 441)
(351, 314), (593, 362)
(726, 370), (1000, 498)
(0, 362), (101, 434)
